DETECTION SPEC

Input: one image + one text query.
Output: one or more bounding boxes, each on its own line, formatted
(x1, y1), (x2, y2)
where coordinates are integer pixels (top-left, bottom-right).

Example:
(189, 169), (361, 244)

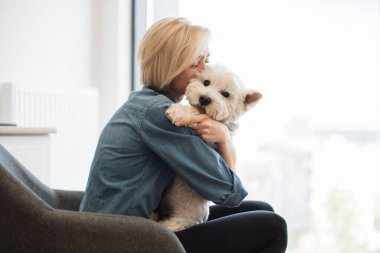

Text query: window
(179, 1), (380, 252)
(135, 1), (380, 252)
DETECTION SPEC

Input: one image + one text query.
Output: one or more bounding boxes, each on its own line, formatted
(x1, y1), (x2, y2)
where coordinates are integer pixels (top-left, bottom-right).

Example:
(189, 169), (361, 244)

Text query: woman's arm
(140, 101), (247, 207)
(217, 137), (236, 171)
(175, 114), (236, 170)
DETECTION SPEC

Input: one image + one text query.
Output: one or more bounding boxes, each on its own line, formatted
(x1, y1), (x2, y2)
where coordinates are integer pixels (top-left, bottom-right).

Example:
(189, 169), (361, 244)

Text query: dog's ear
(243, 90), (262, 110)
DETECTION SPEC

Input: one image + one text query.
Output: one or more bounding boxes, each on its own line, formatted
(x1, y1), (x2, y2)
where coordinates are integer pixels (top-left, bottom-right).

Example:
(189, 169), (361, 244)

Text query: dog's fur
(151, 64), (262, 232)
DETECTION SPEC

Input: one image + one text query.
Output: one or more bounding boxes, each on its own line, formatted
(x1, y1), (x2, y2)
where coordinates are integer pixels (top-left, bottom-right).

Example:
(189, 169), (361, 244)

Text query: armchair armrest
(52, 209), (185, 252)
(4, 207), (185, 253)
(53, 189), (84, 211)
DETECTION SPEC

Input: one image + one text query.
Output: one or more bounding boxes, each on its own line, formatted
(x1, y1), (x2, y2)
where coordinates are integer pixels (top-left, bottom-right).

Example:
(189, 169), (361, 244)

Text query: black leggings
(175, 201), (288, 253)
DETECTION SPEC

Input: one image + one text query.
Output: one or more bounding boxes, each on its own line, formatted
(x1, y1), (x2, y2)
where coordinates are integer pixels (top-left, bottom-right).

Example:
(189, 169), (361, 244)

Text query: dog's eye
(221, 91), (230, 98)
(203, 80), (210, 86)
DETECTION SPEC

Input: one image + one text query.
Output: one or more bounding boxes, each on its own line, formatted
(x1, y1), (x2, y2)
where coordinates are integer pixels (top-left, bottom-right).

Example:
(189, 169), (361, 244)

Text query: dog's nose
(199, 96), (211, 106)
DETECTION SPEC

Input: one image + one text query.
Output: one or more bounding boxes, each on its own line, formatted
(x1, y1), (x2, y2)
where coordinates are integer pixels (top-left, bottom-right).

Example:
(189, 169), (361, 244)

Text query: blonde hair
(138, 17), (210, 90)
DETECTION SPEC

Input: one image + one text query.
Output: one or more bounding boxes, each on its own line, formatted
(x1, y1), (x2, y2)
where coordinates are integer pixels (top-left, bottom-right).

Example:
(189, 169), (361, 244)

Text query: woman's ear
(244, 90), (262, 110)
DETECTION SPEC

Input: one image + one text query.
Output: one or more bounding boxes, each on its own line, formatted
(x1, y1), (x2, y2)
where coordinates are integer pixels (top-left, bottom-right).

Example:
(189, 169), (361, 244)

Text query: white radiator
(0, 83), (99, 190)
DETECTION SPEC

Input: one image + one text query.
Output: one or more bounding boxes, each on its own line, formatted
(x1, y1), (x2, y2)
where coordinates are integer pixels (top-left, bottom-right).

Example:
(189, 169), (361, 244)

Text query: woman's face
(169, 52), (210, 101)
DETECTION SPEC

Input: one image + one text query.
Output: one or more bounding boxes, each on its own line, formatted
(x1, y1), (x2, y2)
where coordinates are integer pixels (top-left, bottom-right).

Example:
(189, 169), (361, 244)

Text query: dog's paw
(165, 104), (183, 124)
(165, 103), (197, 125)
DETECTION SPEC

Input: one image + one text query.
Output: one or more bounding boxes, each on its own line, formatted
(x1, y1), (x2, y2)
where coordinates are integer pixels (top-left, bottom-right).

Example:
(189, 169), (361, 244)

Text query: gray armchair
(0, 144), (185, 253)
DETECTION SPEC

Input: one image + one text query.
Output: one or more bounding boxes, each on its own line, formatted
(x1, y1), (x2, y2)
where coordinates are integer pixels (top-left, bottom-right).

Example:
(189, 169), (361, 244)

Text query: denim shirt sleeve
(139, 98), (248, 207)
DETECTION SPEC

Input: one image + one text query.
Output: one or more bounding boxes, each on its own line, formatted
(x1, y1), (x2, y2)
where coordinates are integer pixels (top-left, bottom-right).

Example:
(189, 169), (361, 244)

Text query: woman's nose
(198, 59), (207, 72)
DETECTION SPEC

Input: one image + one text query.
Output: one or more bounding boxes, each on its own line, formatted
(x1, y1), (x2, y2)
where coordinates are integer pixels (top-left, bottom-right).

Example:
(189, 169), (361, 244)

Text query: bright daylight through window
(179, 0), (380, 253)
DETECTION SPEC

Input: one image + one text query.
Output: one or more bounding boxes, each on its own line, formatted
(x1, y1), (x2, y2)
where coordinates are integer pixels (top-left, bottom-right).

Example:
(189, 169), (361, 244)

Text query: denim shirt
(80, 87), (248, 218)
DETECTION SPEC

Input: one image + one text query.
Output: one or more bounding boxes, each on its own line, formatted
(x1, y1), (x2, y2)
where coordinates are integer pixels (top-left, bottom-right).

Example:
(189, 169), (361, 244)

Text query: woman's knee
(273, 213), (287, 235)
(267, 213), (288, 251)
(238, 211), (288, 252)
(256, 212), (288, 252)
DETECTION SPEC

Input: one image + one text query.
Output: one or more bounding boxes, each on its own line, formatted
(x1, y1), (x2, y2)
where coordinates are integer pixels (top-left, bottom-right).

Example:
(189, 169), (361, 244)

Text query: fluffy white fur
(152, 64), (262, 232)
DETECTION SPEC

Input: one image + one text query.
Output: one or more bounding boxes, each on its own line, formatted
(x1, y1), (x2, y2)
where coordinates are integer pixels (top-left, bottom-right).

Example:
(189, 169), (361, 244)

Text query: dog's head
(185, 64), (262, 123)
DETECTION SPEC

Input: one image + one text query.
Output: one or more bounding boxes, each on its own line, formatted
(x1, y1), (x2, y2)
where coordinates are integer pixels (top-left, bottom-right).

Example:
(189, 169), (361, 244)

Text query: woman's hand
(175, 114), (229, 146)
(175, 115), (236, 170)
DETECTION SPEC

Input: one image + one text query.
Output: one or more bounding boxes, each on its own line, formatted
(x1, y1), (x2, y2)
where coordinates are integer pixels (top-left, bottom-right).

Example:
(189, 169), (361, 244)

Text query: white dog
(152, 64), (262, 232)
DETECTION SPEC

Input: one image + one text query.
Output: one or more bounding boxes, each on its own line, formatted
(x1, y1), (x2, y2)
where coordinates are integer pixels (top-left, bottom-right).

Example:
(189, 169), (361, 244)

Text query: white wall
(0, 0), (133, 190)
(0, 0), (93, 88)
(93, 0), (132, 128)
(0, 0), (132, 128)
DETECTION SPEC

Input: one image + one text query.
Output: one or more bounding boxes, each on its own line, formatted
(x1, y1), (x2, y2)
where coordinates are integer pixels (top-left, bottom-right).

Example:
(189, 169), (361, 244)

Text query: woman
(80, 17), (287, 253)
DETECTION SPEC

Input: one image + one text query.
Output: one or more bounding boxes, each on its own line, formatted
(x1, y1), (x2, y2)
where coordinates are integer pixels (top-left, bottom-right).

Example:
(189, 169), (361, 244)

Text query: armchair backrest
(0, 144), (58, 209)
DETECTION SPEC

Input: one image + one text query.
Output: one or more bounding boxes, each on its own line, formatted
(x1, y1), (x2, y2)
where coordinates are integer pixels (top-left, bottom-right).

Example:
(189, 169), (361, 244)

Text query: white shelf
(0, 127), (56, 135)
(0, 127), (56, 187)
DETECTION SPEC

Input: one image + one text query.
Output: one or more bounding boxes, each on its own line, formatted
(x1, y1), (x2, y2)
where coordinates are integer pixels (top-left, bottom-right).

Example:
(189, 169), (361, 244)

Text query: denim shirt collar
(143, 87), (176, 103)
